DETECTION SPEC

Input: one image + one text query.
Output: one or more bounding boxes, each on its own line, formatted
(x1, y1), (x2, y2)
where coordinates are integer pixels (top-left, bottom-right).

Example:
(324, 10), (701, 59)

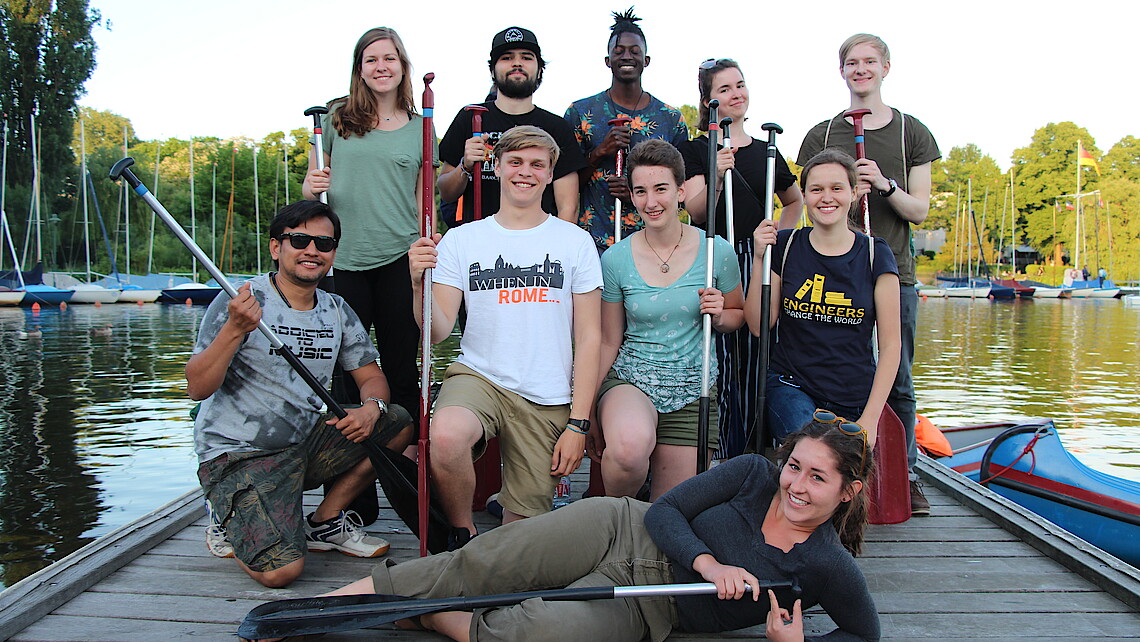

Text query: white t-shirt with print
(434, 215), (602, 405)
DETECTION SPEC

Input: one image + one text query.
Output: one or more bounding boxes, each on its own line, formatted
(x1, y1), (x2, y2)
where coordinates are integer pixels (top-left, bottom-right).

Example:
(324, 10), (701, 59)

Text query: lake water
(0, 296), (1137, 588)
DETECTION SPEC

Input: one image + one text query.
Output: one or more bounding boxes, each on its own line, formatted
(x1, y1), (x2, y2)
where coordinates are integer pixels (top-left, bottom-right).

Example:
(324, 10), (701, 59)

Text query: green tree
(1010, 122), (1100, 259)
(1103, 135), (1140, 181)
(2, 0), (100, 266)
(680, 104), (699, 139)
(928, 143), (1004, 234)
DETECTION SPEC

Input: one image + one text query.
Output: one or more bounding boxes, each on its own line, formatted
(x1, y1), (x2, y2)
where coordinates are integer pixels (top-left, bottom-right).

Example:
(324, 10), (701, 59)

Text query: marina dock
(3, 456), (1139, 640)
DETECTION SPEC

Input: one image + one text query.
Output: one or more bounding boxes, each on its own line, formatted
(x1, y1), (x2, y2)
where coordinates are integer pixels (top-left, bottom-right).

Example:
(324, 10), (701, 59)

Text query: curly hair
(776, 420), (874, 556)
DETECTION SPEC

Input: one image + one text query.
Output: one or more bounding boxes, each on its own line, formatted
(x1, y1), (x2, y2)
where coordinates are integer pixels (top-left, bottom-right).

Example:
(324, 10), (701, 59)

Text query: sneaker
(485, 493), (504, 520)
(446, 526), (476, 552)
(204, 500), (234, 558)
(305, 510), (390, 557)
(910, 480), (931, 517)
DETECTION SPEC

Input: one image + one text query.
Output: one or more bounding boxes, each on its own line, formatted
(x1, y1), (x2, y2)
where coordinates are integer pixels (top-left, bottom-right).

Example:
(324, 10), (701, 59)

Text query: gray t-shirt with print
(192, 274), (379, 463)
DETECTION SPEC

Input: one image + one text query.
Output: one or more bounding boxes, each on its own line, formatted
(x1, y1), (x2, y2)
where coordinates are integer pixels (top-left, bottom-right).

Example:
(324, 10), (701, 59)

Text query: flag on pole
(1078, 145), (1101, 175)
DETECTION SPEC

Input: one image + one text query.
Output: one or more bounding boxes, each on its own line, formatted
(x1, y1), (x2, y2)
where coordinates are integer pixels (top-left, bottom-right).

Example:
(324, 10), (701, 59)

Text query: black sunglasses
(276, 232), (338, 252)
(698, 57), (735, 71)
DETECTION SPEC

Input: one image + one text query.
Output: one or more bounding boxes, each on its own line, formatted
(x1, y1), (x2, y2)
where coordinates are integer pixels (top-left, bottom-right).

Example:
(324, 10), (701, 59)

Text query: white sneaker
(204, 500), (234, 558)
(305, 510), (390, 558)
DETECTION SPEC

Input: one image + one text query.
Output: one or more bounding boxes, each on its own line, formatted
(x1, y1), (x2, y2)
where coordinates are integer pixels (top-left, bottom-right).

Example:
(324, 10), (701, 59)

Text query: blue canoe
(938, 420), (1140, 567)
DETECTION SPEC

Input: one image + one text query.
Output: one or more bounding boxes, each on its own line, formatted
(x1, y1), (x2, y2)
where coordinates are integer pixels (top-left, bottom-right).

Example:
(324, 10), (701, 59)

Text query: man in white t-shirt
(411, 125), (602, 548)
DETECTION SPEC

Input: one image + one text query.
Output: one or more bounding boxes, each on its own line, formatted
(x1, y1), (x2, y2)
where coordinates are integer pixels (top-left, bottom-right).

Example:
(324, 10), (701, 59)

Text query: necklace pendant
(660, 263), (670, 273)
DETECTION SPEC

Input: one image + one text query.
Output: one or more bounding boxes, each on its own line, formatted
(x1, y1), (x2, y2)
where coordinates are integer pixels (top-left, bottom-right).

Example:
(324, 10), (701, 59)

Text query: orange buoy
(185, 298), (193, 306)
(31, 302), (41, 313)
(94, 301), (102, 308)
(60, 301), (67, 310)
(137, 299), (144, 306)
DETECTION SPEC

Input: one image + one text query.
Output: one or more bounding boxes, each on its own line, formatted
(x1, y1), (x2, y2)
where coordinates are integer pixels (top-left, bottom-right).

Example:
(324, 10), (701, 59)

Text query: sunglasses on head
(276, 232), (338, 252)
(813, 409), (868, 475)
(698, 58), (734, 71)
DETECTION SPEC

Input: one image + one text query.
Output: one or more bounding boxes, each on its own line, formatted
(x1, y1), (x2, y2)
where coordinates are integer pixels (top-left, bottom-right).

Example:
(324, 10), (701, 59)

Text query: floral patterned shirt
(565, 92), (689, 250)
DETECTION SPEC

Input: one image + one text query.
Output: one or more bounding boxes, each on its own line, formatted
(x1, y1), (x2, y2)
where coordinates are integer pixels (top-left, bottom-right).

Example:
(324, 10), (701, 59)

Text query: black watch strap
(567, 418), (590, 431)
(878, 178), (898, 198)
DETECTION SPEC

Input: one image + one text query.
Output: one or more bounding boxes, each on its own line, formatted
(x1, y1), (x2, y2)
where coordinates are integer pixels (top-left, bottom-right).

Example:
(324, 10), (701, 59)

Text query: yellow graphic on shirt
(784, 274), (864, 324)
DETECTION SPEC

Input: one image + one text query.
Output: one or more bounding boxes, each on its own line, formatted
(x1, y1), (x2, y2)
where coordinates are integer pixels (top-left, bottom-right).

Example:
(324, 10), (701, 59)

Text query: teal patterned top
(601, 232), (740, 412)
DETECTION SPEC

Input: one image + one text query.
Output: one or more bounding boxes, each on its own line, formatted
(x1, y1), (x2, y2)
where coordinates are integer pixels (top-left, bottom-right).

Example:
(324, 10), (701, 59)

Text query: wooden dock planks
(5, 459), (1140, 640)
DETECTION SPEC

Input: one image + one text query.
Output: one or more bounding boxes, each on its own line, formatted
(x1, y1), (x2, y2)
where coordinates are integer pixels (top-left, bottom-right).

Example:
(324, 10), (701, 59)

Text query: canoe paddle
(697, 99), (720, 474)
(237, 580), (799, 639)
(109, 157), (451, 553)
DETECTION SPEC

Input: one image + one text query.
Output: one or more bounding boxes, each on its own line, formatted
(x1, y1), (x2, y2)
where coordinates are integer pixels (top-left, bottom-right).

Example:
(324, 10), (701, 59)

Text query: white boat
(1069, 287), (1121, 299)
(944, 285), (992, 298)
(1123, 294), (1140, 307)
(68, 283), (122, 304)
(917, 286), (947, 298)
(0, 288), (24, 306)
(116, 286), (161, 303)
(1030, 287), (1071, 298)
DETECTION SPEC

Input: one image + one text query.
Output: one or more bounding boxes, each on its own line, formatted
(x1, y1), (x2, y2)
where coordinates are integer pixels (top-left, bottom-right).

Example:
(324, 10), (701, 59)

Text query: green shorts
(197, 404), (411, 572)
(598, 369), (719, 449)
(435, 363), (570, 518)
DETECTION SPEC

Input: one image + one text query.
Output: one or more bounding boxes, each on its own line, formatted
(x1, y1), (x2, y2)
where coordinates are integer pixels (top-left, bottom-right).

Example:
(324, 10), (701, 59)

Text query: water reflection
(0, 305), (203, 588)
(914, 298), (1140, 478)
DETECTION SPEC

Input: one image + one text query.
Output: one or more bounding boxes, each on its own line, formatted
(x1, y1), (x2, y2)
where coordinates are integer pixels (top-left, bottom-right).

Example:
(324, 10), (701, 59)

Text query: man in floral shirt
(564, 8), (689, 253)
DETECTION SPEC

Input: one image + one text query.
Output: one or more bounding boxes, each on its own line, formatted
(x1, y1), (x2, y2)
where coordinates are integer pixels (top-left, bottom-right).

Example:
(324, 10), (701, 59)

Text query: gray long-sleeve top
(644, 454), (880, 641)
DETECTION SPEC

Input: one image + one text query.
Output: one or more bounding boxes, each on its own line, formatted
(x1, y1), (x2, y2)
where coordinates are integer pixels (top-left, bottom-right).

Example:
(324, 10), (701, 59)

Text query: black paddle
(109, 157), (451, 553)
(749, 123), (782, 455)
(237, 580), (799, 639)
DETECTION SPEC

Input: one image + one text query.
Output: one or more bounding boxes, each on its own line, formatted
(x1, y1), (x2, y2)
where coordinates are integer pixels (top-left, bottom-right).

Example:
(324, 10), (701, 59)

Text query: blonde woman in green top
(302, 27), (436, 416)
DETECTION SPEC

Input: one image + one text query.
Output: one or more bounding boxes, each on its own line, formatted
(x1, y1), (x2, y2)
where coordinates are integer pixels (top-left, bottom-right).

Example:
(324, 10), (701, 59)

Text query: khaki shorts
(435, 362), (570, 518)
(598, 369), (719, 449)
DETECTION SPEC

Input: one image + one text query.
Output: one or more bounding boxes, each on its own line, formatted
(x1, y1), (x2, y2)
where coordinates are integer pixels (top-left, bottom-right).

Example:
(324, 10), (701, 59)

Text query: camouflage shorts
(197, 404), (411, 572)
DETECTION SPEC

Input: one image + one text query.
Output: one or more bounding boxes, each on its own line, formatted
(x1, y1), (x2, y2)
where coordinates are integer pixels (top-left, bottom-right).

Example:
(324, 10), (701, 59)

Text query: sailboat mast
(212, 162), (217, 263)
(1009, 169), (1016, 275)
(82, 119), (91, 282)
(123, 125), (130, 281)
(31, 113), (41, 266)
(147, 142), (160, 274)
(967, 178), (973, 281)
(1, 118), (7, 273)
(253, 145), (262, 274)
(1074, 141), (1082, 272)
(190, 138), (197, 282)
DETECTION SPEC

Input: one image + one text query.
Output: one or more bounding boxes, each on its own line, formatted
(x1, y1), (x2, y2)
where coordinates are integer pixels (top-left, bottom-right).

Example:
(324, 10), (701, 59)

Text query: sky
(80, 0), (1132, 168)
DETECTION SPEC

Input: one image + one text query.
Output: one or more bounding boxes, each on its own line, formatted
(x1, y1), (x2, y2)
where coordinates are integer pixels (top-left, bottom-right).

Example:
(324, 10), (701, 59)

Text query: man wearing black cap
(438, 26), (588, 226)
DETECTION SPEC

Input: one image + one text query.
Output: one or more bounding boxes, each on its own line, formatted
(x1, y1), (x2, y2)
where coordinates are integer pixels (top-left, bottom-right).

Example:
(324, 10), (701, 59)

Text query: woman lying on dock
(279, 417), (880, 642)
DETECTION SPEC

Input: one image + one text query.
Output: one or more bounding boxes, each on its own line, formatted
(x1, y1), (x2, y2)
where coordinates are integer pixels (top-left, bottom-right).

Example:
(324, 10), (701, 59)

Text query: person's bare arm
(185, 283), (260, 400)
(554, 173), (581, 223)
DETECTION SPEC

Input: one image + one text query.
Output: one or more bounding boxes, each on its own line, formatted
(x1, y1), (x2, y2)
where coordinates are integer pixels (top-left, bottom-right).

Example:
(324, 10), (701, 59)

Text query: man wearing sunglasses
(187, 200), (414, 588)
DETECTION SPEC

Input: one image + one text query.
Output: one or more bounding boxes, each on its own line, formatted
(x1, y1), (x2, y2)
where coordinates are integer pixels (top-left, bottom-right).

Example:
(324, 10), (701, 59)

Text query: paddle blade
(237, 593), (422, 639)
(366, 445), (451, 553)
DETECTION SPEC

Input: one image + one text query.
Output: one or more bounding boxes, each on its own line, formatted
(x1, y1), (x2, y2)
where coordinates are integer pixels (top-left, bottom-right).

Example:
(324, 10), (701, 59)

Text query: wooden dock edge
(0, 488), (204, 639)
(918, 453), (1140, 610)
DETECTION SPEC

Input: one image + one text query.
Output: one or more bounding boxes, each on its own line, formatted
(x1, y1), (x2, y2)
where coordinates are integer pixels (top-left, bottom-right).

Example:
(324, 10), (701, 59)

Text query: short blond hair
(839, 33), (890, 67)
(493, 125), (560, 166)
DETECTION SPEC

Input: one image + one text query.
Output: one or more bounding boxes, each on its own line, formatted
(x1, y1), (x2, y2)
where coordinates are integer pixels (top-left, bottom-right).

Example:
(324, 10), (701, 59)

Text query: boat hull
(938, 421), (1140, 567)
(944, 286), (991, 298)
(20, 285), (73, 306)
(158, 285), (221, 305)
(0, 290), (25, 306)
(116, 288), (162, 303)
(68, 285), (122, 304)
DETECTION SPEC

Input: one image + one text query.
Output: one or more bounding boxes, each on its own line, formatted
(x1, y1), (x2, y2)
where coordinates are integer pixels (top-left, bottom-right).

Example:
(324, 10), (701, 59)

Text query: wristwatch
(878, 178), (898, 198)
(566, 418), (590, 434)
(366, 397), (388, 416)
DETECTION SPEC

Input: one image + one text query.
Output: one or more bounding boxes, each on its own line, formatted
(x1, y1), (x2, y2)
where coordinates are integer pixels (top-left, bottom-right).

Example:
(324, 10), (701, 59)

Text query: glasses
(698, 58), (735, 71)
(813, 409), (868, 475)
(276, 233), (338, 253)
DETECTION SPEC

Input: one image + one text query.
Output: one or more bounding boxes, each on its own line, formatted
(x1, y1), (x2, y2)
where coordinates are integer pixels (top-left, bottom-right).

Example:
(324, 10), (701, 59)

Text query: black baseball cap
(490, 26), (542, 61)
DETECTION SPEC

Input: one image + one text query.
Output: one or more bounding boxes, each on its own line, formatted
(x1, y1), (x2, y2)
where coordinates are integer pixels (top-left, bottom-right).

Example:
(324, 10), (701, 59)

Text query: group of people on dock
(192, 11), (940, 641)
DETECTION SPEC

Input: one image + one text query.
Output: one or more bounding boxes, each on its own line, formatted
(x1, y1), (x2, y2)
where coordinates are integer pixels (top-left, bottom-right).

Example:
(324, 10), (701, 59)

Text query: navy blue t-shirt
(769, 228), (897, 408)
